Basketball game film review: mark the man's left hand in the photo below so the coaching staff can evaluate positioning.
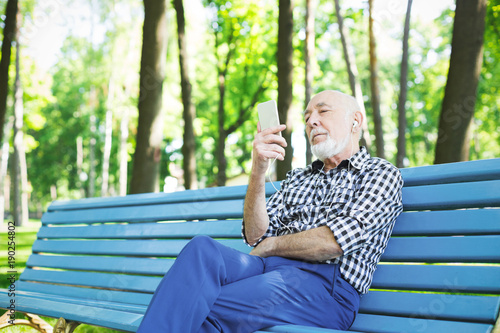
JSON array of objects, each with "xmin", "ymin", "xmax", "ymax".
[{"xmin": 249, "ymin": 237, "xmax": 276, "ymax": 257}]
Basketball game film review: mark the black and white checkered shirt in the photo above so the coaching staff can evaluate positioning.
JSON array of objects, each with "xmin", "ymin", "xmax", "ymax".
[{"xmin": 244, "ymin": 147, "xmax": 404, "ymax": 294}]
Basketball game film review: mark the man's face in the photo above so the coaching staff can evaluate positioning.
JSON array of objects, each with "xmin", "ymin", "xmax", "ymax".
[{"xmin": 304, "ymin": 91, "xmax": 351, "ymax": 149}]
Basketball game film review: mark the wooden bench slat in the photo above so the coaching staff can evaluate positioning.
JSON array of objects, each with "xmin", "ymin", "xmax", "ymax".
[
  {"xmin": 402, "ymin": 180, "xmax": 500, "ymax": 211},
  {"xmin": 32, "ymin": 239, "xmax": 250, "ymax": 256},
  {"xmin": 31, "ymin": 235, "xmax": 499, "ymax": 263},
  {"xmin": 17, "ymin": 281, "xmax": 153, "ymax": 306},
  {"xmin": 20, "ymin": 268, "xmax": 161, "ymax": 293},
  {"xmin": 372, "ymin": 264, "xmax": 500, "ymax": 294},
  {"xmin": 27, "ymin": 254, "xmax": 174, "ymax": 275},
  {"xmin": 42, "ymin": 199, "xmax": 246, "ymax": 224},
  {"xmin": 359, "ymin": 291, "xmax": 500, "ymax": 324},
  {"xmin": 11, "ymin": 290, "xmax": 147, "ymax": 313},
  {"xmin": 37, "ymin": 220, "xmax": 243, "ymax": 239},
  {"xmin": 350, "ymin": 313, "xmax": 493, "ymax": 333},
  {"xmin": 46, "ymin": 183, "xmax": 279, "ymax": 212},
  {"xmin": 47, "ymin": 184, "xmax": 247, "ymax": 211},
  {"xmin": 0, "ymin": 291, "xmax": 143, "ymax": 332},
  {"xmin": 400, "ymin": 158, "xmax": 500, "ymax": 186},
  {"xmin": 393, "ymin": 209, "xmax": 500, "ymax": 236},
  {"xmin": 382, "ymin": 235, "xmax": 500, "ymax": 263}
]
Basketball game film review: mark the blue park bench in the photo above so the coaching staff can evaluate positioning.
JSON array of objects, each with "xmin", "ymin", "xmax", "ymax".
[{"xmin": 1, "ymin": 158, "xmax": 499, "ymax": 333}]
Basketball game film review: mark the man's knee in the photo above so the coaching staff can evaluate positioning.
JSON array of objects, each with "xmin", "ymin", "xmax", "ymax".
[{"xmin": 181, "ymin": 235, "xmax": 219, "ymax": 258}]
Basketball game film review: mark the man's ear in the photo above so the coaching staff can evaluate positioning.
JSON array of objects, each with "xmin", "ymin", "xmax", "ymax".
[{"xmin": 352, "ymin": 111, "xmax": 363, "ymax": 132}]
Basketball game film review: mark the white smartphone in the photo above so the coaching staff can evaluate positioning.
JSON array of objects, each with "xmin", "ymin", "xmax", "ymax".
[{"xmin": 257, "ymin": 100, "xmax": 281, "ymax": 136}]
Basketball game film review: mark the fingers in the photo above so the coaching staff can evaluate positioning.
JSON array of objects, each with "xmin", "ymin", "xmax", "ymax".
[
  {"xmin": 252, "ymin": 124, "xmax": 288, "ymax": 172},
  {"xmin": 258, "ymin": 124, "xmax": 286, "ymax": 137}
]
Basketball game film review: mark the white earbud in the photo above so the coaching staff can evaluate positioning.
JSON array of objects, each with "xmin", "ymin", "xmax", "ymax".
[{"xmin": 353, "ymin": 120, "xmax": 359, "ymax": 128}]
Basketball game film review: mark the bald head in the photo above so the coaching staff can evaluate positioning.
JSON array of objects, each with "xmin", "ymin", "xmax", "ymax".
[{"xmin": 305, "ymin": 90, "xmax": 360, "ymax": 119}]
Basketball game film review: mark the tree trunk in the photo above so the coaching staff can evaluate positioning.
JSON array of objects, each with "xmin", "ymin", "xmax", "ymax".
[
  {"xmin": 277, "ymin": 0, "xmax": 294, "ymax": 181},
  {"xmin": 334, "ymin": 0, "xmax": 372, "ymax": 151},
  {"xmin": 119, "ymin": 107, "xmax": 130, "ymax": 196},
  {"xmin": 368, "ymin": 0, "xmax": 385, "ymax": 159},
  {"xmin": 12, "ymin": 34, "xmax": 28, "ymax": 227},
  {"xmin": 396, "ymin": 0, "xmax": 413, "ymax": 168},
  {"xmin": 304, "ymin": 0, "xmax": 315, "ymax": 165},
  {"xmin": 174, "ymin": 0, "xmax": 197, "ymax": 190},
  {"xmin": 0, "ymin": 0, "xmax": 18, "ymax": 144},
  {"xmin": 216, "ymin": 71, "xmax": 227, "ymax": 186},
  {"xmin": 88, "ymin": 113, "xmax": 96, "ymax": 198},
  {"xmin": 0, "ymin": 117, "xmax": 13, "ymax": 225},
  {"xmin": 130, "ymin": 0, "xmax": 167, "ymax": 194},
  {"xmin": 434, "ymin": 0, "xmax": 486, "ymax": 164},
  {"xmin": 101, "ymin": 109, "xmax": 113, "ymax": 196},
  {"xmin": 76, "ymin": 136, "xmax": 85, "ymax": 198}
]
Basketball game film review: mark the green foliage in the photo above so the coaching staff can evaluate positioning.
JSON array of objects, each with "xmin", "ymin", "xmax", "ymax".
[
  {"xmin": 2, "ymin": 0, "xmax": 499, "ymax": 208},
  {"xmin": 474, "ymin": 0, "xmax": 500, "ymax": 160},
  {"xmin": 193, "ymin": 0, "xmax": 278, "ymax": 185}
]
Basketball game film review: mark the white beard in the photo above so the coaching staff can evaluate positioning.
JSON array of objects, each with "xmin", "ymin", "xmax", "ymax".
[{"xmin": 310, "ymin": 129, "xmax": 350, "ymax": 161}]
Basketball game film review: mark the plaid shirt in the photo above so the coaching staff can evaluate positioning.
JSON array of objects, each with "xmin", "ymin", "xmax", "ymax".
[{"xmin": 243, "ymin": 147, "xmax": 404, "ymax": 294}]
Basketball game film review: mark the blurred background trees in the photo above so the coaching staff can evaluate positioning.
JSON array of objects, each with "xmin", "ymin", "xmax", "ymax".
[{"xmin": 0, "ymin": 0, "xmax": 498, "ymax": 222}]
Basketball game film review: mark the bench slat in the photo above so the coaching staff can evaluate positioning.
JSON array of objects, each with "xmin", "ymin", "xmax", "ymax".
[
  {"xmin": 400, "ymin": 158, "xmax": 500, "ymax": 186},
  {"xmin": 11, "ymin": 290, "xmax": 147, "ymax": 313},
  {"xmin": 350, "ymin": 313, "xmax": 493, "ymax": 333},
  {"xmin": 20, "ymin": 268, "xmax": 161, "ymax": 293},
  {"xmin": 402, "ymin": 180, "xmax": 500, "ymax": 211},
  {"xmin": 372, "ymin": 264, "xmax": 500, "ymax": 294},
  {"xmin": 393, "ymin": 209, "xmax": 500, "ymax": 236},
  {"xmin": 17, "ymin": 281, "xmax": 153, "ymax": 306},
  {"xmin": 0, "ymin": 291, "xmax": 143, "ymax": 332},
  {"xmin": 359, "ymin": 291, "xmax": 500, "ymax": 324},
  {"xmin": 42, "ymin": 199, "xmax": 246, "ymax": 225},
  {"xmin": 31, "ymin": 235, "xmax": 499, "ymax": 263},
  {"xmin": 32, "ymin": 239, "xmax": 250, "ymax": 256},
  {"xmin": 382, "ymin": 235, "xmax": 500, "ymax": 263},
  {"xmin": 46, "ymin": 183, "xmax": 280, "ymax": 212},
  {"xmin": 37, "ymin": 220, "xmax": 243, "ymax": 239},
  {"xmin": 27, "ymin": 254, "xmax": 174, "ymax": 275}
]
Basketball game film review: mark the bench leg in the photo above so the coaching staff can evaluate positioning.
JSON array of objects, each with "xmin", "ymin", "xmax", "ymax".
[
  {"xmin": 53, "ymin": 317, "xmax": 81, "ymax": 333},
  {"xmin": 0, "ymin": 311, "xmax": 54, "ymax": 333}
]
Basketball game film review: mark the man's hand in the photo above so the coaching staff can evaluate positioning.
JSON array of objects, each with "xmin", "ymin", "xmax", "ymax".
[
  {"xmin": 252, "ymin": 123, "xmax": 287, "ymax": 175},
  {"xmin": 249, "ymin": 237, "xmax": 276, "ymax": 257}
]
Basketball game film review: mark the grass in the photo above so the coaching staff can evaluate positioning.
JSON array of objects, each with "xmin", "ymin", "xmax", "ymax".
[{"xmin": 0, "ymin": 220, "xmax": 122, "ymax": 333}]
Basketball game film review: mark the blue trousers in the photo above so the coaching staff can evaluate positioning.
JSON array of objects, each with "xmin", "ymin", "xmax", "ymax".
[{"xmin": 137, "ymin": 236, "xmax": 359, "ymax": 332}]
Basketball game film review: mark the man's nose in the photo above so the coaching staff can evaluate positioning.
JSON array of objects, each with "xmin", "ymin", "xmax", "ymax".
[{"xmin": 307, "ymin": 112, "xmax": 320, "ymax": 128}]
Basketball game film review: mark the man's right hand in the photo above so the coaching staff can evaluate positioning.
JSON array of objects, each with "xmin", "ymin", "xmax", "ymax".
[{"xmin": 252, "ymin": 123, "xmax": 288, "ymax": 175}]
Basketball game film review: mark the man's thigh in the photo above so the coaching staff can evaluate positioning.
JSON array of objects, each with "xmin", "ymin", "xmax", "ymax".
[{"xmin": 203, "ymin": 258, "xmax": 355, "ymax": 332}]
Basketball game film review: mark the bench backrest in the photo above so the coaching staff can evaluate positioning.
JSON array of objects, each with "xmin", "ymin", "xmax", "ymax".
[{"xmin": 20, "ymin": 158, "xmax": 500, "ymax": 332}]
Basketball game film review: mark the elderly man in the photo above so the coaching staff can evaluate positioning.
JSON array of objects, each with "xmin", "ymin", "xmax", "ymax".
[{"xmin": 137, "ymin": 90, "xmax": 403, "ymax": 332}]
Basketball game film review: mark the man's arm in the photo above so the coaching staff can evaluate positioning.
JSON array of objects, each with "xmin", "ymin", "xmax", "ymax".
[
  {"xmin": 249, "ymin": 226, "xmax": 343, "ymax": 261},
  {"xmin": 243, "ymin": 124, "xmax": 287, "ymax": 246}
]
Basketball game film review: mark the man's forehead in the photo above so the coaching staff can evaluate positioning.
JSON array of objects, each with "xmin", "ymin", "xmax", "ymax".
[{"xmin": 304, "ymin": 100, "xmax": 334, "ymax": 115}]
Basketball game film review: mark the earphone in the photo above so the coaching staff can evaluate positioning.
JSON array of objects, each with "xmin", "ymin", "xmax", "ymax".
[{"xmin": 353, "ymin": 120, "xmax": 359, "ymax": 129}]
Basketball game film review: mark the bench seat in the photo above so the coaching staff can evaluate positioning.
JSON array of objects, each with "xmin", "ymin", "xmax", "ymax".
[{"xmin": 1, "ymin": 158, "xmax": 499, "ymax": 332}]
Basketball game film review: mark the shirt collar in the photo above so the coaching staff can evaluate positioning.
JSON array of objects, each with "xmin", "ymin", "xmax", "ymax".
[{"xmin": 311, "ymin": 146, "xmax": 370, "ymax": 172}]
